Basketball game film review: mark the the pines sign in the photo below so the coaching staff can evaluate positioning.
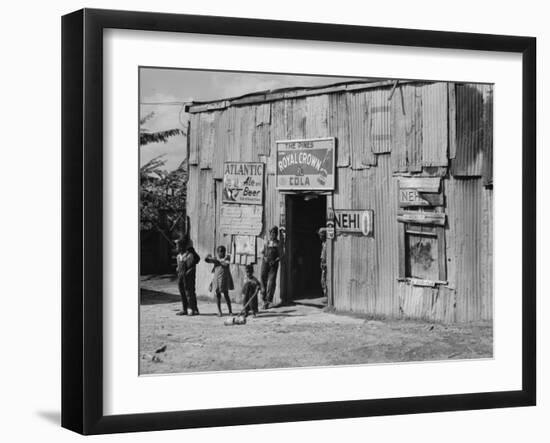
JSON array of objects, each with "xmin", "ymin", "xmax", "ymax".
[{"xmin": 276, "ymin": 138, "xmax": 335, "ymax": 191}]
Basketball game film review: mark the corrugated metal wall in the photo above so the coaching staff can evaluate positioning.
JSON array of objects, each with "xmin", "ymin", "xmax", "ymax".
[{"xmin": 186, "ymin": 81, "xmax": 493, "ymax": 322}]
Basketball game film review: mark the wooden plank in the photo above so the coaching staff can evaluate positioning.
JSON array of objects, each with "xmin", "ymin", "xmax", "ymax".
[
  {"xmin": 399, "ymin": 177, "xmax": 441, "ymax": 192},
  {"xmin": 188, "ymin": 100, "xmax": 230, "ymax": 113},
  {"xmin": 231, "ymin": 94, "xmax": 268, "ymax": 106},
  {"xmin": 399, "ymin": 189, "xmax": 444, "ymax": 207},
  {"xmin": 397, "ymin": 211, "xmax": 446, "ymax": 226}
]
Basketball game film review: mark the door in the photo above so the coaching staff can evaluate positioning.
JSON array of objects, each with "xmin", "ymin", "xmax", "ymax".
[{"xmin": 285, "ymin": 194, "xmax": 327, "ymax": 302}]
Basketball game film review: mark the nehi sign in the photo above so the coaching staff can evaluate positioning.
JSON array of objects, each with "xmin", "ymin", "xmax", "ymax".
[
  {"xmin": 330, "ymin": 209, "xmax": 374, "ymax": 236},
  {"xmin": 276, "ymin": 137, "xmax": 335, "ymax": 191},
  {"xmin": 222, "ymin": 162, "xmax": 264, "ymax": 205}
]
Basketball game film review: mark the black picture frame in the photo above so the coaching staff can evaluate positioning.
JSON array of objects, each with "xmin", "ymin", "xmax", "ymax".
[{"xmin": 61, "ymin": 8, "xmax": 536, "ymax": 435}]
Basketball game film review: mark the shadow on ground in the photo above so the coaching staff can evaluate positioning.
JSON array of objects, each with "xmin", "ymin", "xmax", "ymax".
[
  {"xmin": 140, "ymin": 289, "xmax": 181, "ymax": 305},
  {"xmin": 36, "ymin": 410, "xmax": 60, "ymax": 426}
]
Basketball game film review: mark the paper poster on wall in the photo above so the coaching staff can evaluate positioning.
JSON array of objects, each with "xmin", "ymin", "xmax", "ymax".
[
  {"xmin": 222, "ymin": 162, "xmax": 264, "ymax": 205},
  {"xmin": 276, "ymin": 137, "xmax": 335, "ymax": 191},
  {"xmin": 232, "ymin": 235, "xmax": 257, "ymax": 265},
  {"xmin": 220, "ymin": 204, "xmax": 263, "ymax": 236}
]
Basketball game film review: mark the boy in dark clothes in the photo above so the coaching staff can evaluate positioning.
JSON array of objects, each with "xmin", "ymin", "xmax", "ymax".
[
  {"xmin": 242, "ymin": 264, "xmax": 262, "ymax": 317},
  {"xmin": 260, "ymin": 226, "xmax": 280, "ymax": 309},
  {"xmin": 176, "ymin": 238, "xmax": 201, "ymax": 316}
]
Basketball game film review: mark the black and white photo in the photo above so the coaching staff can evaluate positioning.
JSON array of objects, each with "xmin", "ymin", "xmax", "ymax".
[{"xmin": 139, "ymin": 68, "xmax": 494, "ymax": 375}]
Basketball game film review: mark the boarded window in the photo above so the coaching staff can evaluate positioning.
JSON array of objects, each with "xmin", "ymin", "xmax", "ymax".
[
  {"xmin": 398, "ymin": 220, "xmax": 446, "ymax": 283},
  {"xmin": 406, "ymin": 231, "xmax": 439, "ymax": 281}
]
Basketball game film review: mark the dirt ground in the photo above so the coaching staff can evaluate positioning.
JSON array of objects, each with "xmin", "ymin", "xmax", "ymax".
[{"xmin": 139, "ymin": 277, "xmax": 493, "ymax": 375}]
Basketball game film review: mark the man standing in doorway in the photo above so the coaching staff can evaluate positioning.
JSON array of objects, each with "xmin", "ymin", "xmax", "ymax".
[
  {"xmin": 318, "ymin": 228, "xmax": 327, "ymax": 299},
  {"xmin": 261, "ymin": 226, "xmax": 280, "ymax": 309}
]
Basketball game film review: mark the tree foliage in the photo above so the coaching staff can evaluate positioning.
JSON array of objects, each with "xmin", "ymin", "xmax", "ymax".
[
  {"xmin": 140, "ymin": 128, "xmax": 183, "ymax": 146},
  {"xmin": 139, "ymin": 110, "xmax": 187, "ymax": 235}
]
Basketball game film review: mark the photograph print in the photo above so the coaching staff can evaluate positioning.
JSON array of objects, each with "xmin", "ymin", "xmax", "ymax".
[{"xmin": 139, "ymin": 67, "xmax": 493, "ymax": 375}]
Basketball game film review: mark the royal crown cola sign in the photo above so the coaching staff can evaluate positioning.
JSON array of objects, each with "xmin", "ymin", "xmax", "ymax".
[{"xmin": 276, "ymin": 137, "xmax": 335, "ymax": 191}]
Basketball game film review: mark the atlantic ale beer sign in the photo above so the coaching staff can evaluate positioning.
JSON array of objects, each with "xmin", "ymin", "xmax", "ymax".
[
  {"xmin": 222, "ymin": 162, "xmax": 264, "ymax": 205},
  {"xmin": 276, "ymin": 137, "xmax": 335, "ymax": 191}
]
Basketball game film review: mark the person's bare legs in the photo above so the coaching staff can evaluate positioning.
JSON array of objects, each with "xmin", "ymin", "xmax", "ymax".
[{"xmin": 223, "ymin": 290, "xmax": 232, "ymax": 315}]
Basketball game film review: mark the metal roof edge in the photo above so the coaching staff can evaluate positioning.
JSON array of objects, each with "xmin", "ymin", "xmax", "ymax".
[{"xmin": 187, "ymin": 79, "xmax": 427, "ymax": 114}]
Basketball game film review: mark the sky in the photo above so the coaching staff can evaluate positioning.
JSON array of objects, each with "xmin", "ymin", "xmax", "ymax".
[{"xmin": 139, "ymin": 68, "xmax": 366, "ymax": 171}]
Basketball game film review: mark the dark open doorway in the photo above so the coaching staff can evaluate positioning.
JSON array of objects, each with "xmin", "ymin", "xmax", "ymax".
[{"xmin": 285, "ymin": 194, "xmax": 327, "ymax": 302}]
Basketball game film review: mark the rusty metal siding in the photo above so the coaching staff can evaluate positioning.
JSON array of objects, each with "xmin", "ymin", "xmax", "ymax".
[
  {"xmin": 332, "ymin": 155, "xmax": 400, "ymax": 316},
  {"xmin": 332, "ymin": 167, "xmax": 353, "ymax": 311},
  {"xmin": 186, "ymin": 165, "xmax": 199, "ymax": 244},
  {"xmin": 329, "ymin": 93, "xmax": 351, "ymax": 168},
  {"xmin": 212, "ymin": 110, "xmax": 229, "ymax": 179},
  {"xmin": 225, "ymin": 107, "xmax": 239, "ymax": 163},
  {"xmin": 421, "ymin": 83, "xmax": 448, "ymax": 167},
  {"xmin": 480, "ymin": 185, "xmax": 493, "ymax": 320},
  {"xmin": 186, "ymin": 80, "xmax": 492, "ymax": 322},
  {"xmin": 391, "ymin": 84, "xmax": 422, "ymax": 172},
  {"xmin": 451, "ymin": 84, "xmax": 487, "ymax": 177},
  {"xmin": 348, "ymin": 91, "xmax": 375, "ymax": 169},
  {"xmin": 482, "ymin": 85, "xmax": 494, "ymax": 186},
  {"xmin": 289, "ymin": 98, "xmax": 307, "ymax": 139},
  {"xmin": 191, "ymin": 169, "xmax": 216, "ymax": 296},
  {"xmin": 188, "ymin": 113, "xmax": 200, "ymax": 166},
  {"xmin": 268, "ymin": 100, "xmax": 285, "ymax": 175},
  {"xmin": 198, "ymin": 111, "xmax": 215, "ymax": 170},
  {"xmin": 254, "ymin": 103, "xmax": 271, "ymax": 158},
  {"xmin": 368, "ymin": 88, "xmax": 392, "ymax": 154},
  {"xmin": 398, "ymin": 285, "xmax": 456, "ymax": 323},
  {"xmin": 305, "ymin": 94, "xmax": 330, "ymax": 138},
  {"xmin": 445, "ymin": 176, "xmax": 492, "ymax": 321}
]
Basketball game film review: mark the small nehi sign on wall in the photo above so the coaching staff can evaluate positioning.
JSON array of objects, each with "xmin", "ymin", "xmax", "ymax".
[{"xmin": 329, "ymin": 209, "xmax": 374, "ymax": 237}]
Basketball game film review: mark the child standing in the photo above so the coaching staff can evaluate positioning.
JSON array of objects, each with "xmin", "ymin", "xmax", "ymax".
[
  {"xmin": 241, "ymin": 264, "xmax": 262, "ymax": 317},
  {"xmin": 260, "ymin": 226, "xmax": 281, "ymax": 309},
  {"xmin": 175, "ymin": 238, "xmax": 201, "ymax": 316},
  {"xmin": 205, "ymin": 246, "xmax": 234, "ymax": 317}
]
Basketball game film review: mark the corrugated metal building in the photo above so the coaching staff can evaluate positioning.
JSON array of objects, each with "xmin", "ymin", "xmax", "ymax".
[{"xmin": 185, "ymin": 80, "xmax": 493, "ymax": 323}]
